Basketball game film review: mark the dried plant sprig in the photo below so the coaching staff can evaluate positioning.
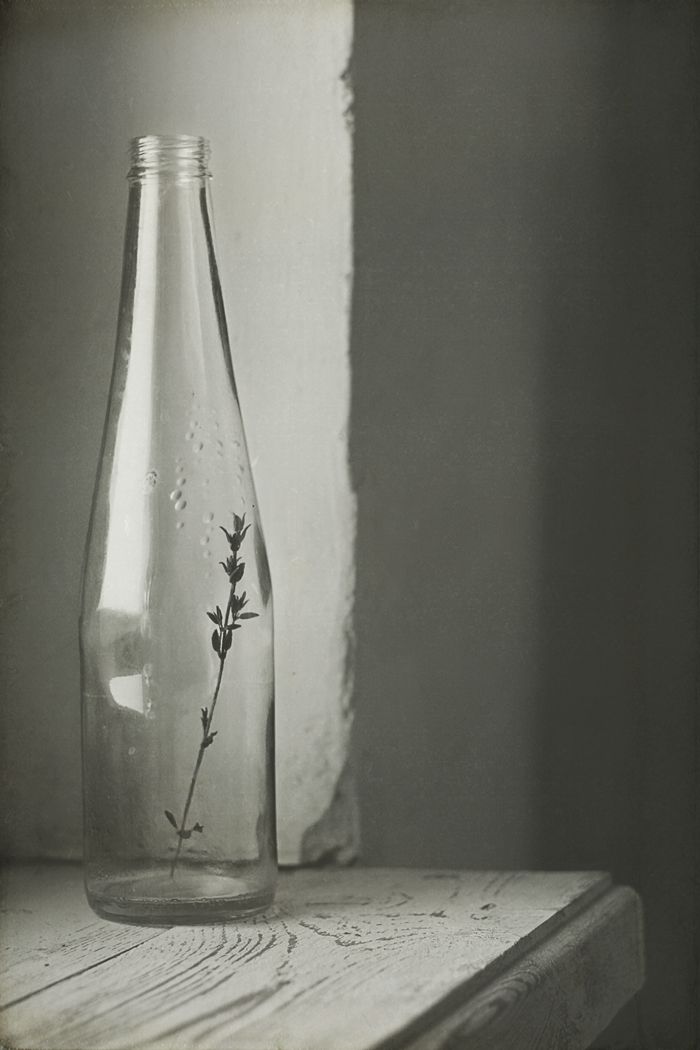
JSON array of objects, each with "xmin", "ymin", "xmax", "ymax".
[{"xmin": 167, "ymin": 512, "xmax": 258, "ymax": 877}]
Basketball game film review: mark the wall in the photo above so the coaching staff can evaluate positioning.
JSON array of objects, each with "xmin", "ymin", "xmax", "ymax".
[
  {"xmin": 0, "ymin": 0, "xmax": 356, "ymax": 866},
  {"xmin": 350, "ymin": 2, "xmax": 697, "ymax": 1048}
]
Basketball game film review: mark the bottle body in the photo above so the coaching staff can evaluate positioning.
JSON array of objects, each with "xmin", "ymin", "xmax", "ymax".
[{"xmin": 80, "ymin": 136, "xmax": 276, "ymax": 924}]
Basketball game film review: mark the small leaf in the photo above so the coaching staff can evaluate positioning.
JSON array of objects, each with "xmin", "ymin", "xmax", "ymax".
[
  {"xmin": 164, "ymin": 810, "xmax": 178, "ymax": 829},
  {"xmin": 200, "ymin": 707, "xmax": 208, "ymax": 729},
  {"xmin": 240, "ymin": 523, "xmax": 251, "ymax": 542},
  {"xmin": 232, "ymin": 564, "xmax": 244, "ymax": 583},
  {"xmin": 239, "ymin": 612, "xmax": 258, "ymax": 620},
  {"xmin": 203, "ymin": 731, "xmax": 218, "ymax": 748},
  {"xmin": 233, "ymin": 513, "xmax": 243, "ymax": 532},
  {"xmin": 222, "ymin": 632, "xmax": 232, "ymax": 653},
  {"xmin": 219, "ymin": 526, "xmax": 234, "ymax": 546},
  {"xmin": 193, "ymin": 822, "xmax": 204, "ymax": 833},
  {"xmin": 216, "ymin": 605, "xmax": 223, "ymax": 624},
  {"xmin": 206, "ymin": 611, "xmax": 218, "ymax": 625},
  {"xmin": 211, "ymin": 629, "xmax": 220, "ymax": 653}
]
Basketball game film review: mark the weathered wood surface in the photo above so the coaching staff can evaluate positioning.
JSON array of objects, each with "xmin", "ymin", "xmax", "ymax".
[{"xmin": 0, "ymin": 864, "xmax": 643, "ymax": 1050}]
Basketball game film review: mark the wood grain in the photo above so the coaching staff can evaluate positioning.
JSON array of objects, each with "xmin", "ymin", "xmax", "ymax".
[
  {"xmin": 403, "ymin": 886, "xmax": 643, "ymax": 1050},
  {"xmin": 0, "ymin": 864, "xmax": 643, "ymax": 1050}
]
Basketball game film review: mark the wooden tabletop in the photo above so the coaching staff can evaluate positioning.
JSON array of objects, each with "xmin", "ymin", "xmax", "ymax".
[{"xmin": 0, "ymin": 864, "xmax": 643, "ymax": 1050}]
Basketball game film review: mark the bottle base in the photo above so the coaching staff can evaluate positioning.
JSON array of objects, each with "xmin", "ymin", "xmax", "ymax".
[{"xmin": 85, "ymin": 861, "xmax": 276, "ymax": 925}]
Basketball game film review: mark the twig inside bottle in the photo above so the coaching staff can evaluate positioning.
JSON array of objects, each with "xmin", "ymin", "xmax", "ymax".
[{"xmin": 167, "ymin": 513, "xmax": 258, "ymax": 877}]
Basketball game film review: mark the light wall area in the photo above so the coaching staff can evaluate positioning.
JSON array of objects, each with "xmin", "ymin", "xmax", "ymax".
[{"xmin": 0, "ymin": 0, "xmax": 356, "ymax": 866}]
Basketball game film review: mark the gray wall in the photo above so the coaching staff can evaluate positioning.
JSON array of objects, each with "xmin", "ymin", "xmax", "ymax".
[
  {"xmin": 350, "ymin": 2, "xmax": 697, "ymax": 1048},
  {"xmin": 0, "ymin": 0, "xmax": 355, "ymax": 867}
]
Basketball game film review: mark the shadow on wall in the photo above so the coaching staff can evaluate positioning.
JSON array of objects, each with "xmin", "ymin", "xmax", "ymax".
[
  {"xmin": 349, "ymin": 2, "xmax": 697, "ymax": 1049},
  {"xmin": 535, "ymin": 5, "xmax": 697, "ymax": 1047}
]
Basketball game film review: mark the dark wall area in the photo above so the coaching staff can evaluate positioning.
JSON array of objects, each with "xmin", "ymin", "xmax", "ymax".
[{"xmin": 350, "ymin": 2, "xmax": 697, "ymax": 1047}]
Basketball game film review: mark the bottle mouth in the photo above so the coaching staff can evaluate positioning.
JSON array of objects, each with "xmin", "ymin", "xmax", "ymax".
[{"xmin": 128, "ymin": 134, "xmax": 211, "ymax": 181}]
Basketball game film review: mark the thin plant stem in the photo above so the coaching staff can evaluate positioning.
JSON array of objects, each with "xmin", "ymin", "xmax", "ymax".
[
  {"xmin": 169, "ymin": 593, "xmax": 233, "ymax": 878},
  {"xmin": 166, "ymin": 514, "xmax": 257, "ymax": 879}
]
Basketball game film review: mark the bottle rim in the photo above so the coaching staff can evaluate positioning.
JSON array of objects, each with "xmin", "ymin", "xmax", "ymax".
[{"xmin": 128, "ymin": 134, "xmax": 211, "ymax": 181}]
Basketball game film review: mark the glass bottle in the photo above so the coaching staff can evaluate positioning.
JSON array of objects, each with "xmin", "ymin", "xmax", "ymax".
[{"xmin": 80, "ymin": 135, "xmax": 276, "ymax": 924}]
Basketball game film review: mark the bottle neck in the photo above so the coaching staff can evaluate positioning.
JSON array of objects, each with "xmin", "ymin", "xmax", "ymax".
[
  {"xmin": 117, "ymin": 132, "xmax": 230, "ymax": 373},
  {"xmin": 128, "ymin": 134, "xmax": 211, "ymax": 184}
]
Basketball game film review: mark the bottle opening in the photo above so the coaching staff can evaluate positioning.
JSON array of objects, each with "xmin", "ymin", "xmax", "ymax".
[{"xmin": 128, "ymin": 134, "xmax": 211, "ymax": 181}]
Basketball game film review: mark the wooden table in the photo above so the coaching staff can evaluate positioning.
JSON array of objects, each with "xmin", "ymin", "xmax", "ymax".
[{"xmin": 0, "ymin": 864, "xmax": 643, "ymax": 1050}]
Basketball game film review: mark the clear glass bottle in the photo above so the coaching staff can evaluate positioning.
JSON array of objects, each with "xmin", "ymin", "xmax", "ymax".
[{"xmin": 80, "ymin": 135, "xmax": 276, "ymax": 924}]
